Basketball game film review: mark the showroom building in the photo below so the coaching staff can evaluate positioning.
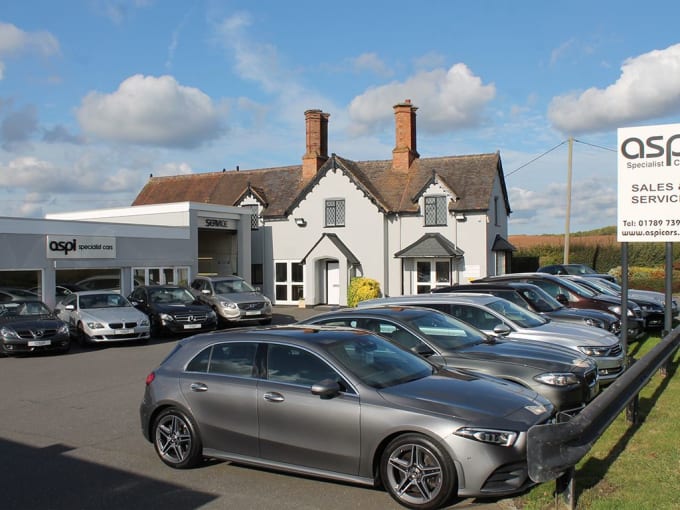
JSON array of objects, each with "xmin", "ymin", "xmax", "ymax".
[{"xmin": 1, "ymin": 202, "xmax": 252, "ymax": 307}]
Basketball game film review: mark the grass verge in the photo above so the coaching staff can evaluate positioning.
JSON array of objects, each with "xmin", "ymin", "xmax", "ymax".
[{"xmin": 515, "ymin": 330, "xmax": 680, "ymax": 510}]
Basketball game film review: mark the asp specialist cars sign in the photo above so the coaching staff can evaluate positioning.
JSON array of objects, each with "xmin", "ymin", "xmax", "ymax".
[
  {"xmin": 617, "ymin": 123, "xmax": 680, "ymax": 242},
  {"xmin": 46, "ymin": 235, "xmax": 116, "ymax": 259}
]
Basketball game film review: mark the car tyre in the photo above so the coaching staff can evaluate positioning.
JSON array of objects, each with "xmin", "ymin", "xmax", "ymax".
[
  {"xmin": 380, "ymin": 433, "xmax": 457, "ymax": 510},
  {"xmin": 153, "ymin": 407, "xmax": 203, "ymax": 469},
  {"xmin": 77, "ymin": 322, "xmax": 91, "ymax": 346}
]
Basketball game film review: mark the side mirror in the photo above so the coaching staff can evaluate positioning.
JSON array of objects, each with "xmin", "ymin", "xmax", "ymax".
[
  {"xmin": 493, "ymin": 323, "xmax": 512, "ymax": 336},
  {"xmin": 201, "ymin": 289, "xmax": 212, "ymax": 296},
  {"xmin": 311, "ymin": 379, "xmax": 342, "ymax": 398},
  {"xmin": 555, "ymin": 293, "xmax": 569, "ymax": 305},
  {"xmin": 65, "ymin": 304, "xmax": 75, "ymax": 311}
]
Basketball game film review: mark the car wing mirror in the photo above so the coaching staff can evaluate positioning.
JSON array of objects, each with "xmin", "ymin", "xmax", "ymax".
[
  {"xmin": 65, "ymin": 304, "xmax": 75, "ymax": 311},
  {"xmin": 412, "ymin": 344, "xmax": 436, "ymax": 357},
  {"xmin": 311, "ymin": 379, "xmax": 342, "ymax": 398},
  {"xmin": 492, "ymin": 323, "xmax": 511, "ymax": 336},
  {"xmin": 201, "ymin": 289, "xmax": 212, "ymax": 296},
  {"xmin": 555, "ymin": 293, "xmax": 569, "ymax": 305}
]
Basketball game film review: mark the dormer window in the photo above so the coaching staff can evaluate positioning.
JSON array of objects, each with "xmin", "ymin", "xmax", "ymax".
[
  {"xmin": 424, "ymin": 196, "xmax": 447, "ymax": 226},
  {"xmin": 325, "ymin": 199, "xmax": 345, "ymax": 227},
  {"xmin": 249, "ymin": 204, "xmax": 260, "ymax": 230}
]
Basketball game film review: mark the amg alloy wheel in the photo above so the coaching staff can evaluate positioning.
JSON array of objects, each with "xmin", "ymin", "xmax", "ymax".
[
  {"xmin": 153, "ymin": 408, "xmax": 203, "ymax": 469},
  {"xmin": 380, "ymin": 434, "xmax": 456, "ymax": 510}
]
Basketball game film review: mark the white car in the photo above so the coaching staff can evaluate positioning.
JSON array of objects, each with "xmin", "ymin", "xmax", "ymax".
[{"xmin": 54, "ymin": 291, "xmax": 150, "ymax": 345}]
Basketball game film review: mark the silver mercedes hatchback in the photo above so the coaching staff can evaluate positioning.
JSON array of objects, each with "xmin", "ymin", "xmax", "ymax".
[{"xmin": 140, "ymin": 325, "xmax": 553, "ymax": 509}]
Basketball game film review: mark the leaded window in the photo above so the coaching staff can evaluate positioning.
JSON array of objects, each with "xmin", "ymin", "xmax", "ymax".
[
  {"xmin": 325, "ymin": 199, "xmax": 345, "ymax": 227},
  {"xmin": 424, "ymin": 196, "xmax": 447, "ymax": 226}
]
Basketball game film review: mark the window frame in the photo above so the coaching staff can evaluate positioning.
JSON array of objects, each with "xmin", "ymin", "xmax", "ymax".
[
  {"xmin": 324, "ymin": 198, "xmax": 346, "ymax": 227},
  {"xmin": 423, "ymin": 195, "xmax": 448, "ymax": 226}
]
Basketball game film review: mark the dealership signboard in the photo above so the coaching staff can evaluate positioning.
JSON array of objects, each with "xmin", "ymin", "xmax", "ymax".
[
  {"xmin": 618, "ymin": 123, "xmax": 680, "ymax": 242},
  {"xmin": 46, "ymin": 235, "xmax": 116, "ymax": 259}
]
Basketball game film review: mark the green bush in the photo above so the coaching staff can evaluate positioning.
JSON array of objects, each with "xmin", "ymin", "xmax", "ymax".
[{"xmin": 347, "ymin": 277, "xmax": 381, "ymax": 307}]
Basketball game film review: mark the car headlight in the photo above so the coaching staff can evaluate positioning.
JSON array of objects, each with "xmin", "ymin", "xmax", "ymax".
[
  {"xmin": 578, "ymin": 346, "xmax": 610, "ymax": 357},
  {"xmin": 140, "ymin": 318, "xmax": 150, "ymax": 326},
  {"xmin": 86, "ymin": 321, "xmax": 106, "ymax": 330},
  {"xmin": 583, "ymin": 317, "xmax": 604, "ymax": 329},
  {"xmin": 219, "ymin": 301, "xmax": 238, "ymax": 310},
  {"xmin": 208, "ymin": 310, "xmax": 217, "ymax": 319},
  {"xmin": 534, "ymin": 372, "xmax": 580, "ymax": 386},
  {"xmin": 159, "ymin": 313, "xmax": 173, "ymax": 321},
  {"xmin": 0, "ymin": 326, "xmax": 20, "ymax": 339},
  {"xmin": 454, "ymin": 427, "xmax": 518, "ymax": 447},
  {"xmin": 607, "ymin": 305, "xmax": 635, "ymax": 318},
  {"xmin": 57, "ymin": 323, "xmax": 69, "ymax": 335}
]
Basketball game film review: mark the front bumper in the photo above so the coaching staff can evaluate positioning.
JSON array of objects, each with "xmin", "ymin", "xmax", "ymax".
[{"xmin": 1, "ymin": 335, "xmax": 70, "ymax": 355}]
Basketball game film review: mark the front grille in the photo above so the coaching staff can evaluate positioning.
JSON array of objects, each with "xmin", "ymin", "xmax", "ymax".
[
  {"xmin": 238, "ymin": 302, "xmax": 265, "ymax": 311},
  {"xmin": 16, "ymin": 328, "xmax": 59, "ymax": 339},
  {"xmin": 608, "ymin": 343, "xmax": 623, "ymax": 357},
  {"xmin": 108, "ymin": 322, "xmax": 138, "ymax": 329},
  {"xmin": 173, "ymin": 312, "xmax": 209, "ymax": 323}
]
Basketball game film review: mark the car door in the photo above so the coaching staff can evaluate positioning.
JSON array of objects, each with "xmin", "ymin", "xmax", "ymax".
[
  {"xmin": 179, "ymin": 341, "xmax": 260, "ymax": 457},
  {"xmin": 258, "ymin": 343, "xmax": 361, "ymax": 475}
]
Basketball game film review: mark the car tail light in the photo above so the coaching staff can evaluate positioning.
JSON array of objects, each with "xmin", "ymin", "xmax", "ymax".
[{"xmin": 145, "ymin": 372, "xmax": 155, "ymax": 386}]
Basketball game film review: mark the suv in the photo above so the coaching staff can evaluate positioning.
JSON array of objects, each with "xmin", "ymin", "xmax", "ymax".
[
  {"xmin": 433, "ymin": 283, "xmax": 621, "ymax": 334},
  {"xmin": 358, "ymin": 293, "xmax": 626, "ymax": 385},
  {"xmin": 189, "ymin": 276, "xmax": 272, "ymax": 326},
  {"xmin": 475, "ymin": 273, "xmax": 644, "ymax": 339}
]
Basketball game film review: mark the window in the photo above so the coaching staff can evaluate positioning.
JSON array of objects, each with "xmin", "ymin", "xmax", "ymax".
[
  {"xmin": 325, "ymin": 199, "xmax": 345, "ymax": 227},
  {"xmin": 249, "ymin": 204, "xmax": 259, "ymax": 230},
  {"xmin": 424, "ymin": 196, "xmax": 447, "ymax": 226},
  {"xmin": 274, "ymin": 261, "xmax": 304, "ymax": 303},
  {"xmin": 415, "ymin": 260, "xmax": 450, "ymax": 293},
  {"xmin": 267, "ymin": 344, "xmax": 338, "ymax": 386},
  {"xmin": 494, "ymin": 196, "xmax": 500, "ymax": 226},
  {"xmin": 186, "ymin": 343, "xmax": 257, "ymax": 377}
]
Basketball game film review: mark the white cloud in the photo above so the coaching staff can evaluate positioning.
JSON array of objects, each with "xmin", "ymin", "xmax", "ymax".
[
  {"xmin": 76, "ymin": 74, "xmax": 224, "ymax": 148},
  {"xmin": 350, "ymin": 53, "xmax": 392, "ymax": 78},
  {"xmin": 0, "ymin": 22, "xmax": 59, "ymax": 56},
  {"xmin": 548, "ymin": 43, "xmax": 680, "ymax": 134},
  {"xmin": 348, "ymin": 63, "xmax": 496, "ymax": 136}
]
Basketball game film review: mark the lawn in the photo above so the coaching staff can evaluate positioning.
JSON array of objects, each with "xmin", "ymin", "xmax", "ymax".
[{"xmin": 515, "ymin": 329, "xmax": 680, "ymax": 510}]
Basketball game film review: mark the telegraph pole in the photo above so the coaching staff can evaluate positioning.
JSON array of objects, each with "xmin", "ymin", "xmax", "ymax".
[{"xmin": 564, "ymin": 136, "xmax": 573, "ymax": 263}]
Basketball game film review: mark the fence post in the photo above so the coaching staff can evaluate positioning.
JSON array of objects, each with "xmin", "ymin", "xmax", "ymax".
[{"xmin": 555, "ymin": 466, "xmax": 576, "ymax": 509}]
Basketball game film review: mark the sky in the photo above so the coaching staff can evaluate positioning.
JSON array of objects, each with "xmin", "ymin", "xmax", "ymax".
[{"xmin": 3, "ymin": 1, "xmax": 680, "ymax": 235}]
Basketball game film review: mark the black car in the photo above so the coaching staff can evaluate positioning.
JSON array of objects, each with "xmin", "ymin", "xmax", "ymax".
[
  {"xmin": 433, "ymin": 282, "xmax": 622, "ymax": 334},
  {"xmin": 0, "ymin": 300, "xmax": 71, "ymax": 356},
  {"xmin": 537, "ymin": 264, "xmax": 616, "ymax": 283},
  {"xmin": 299, "ymin": 305, "xmax": 600, "ymax": 412},
  {"xmin": 128, "ymin": 285, "xmax": 217, "ymax": 336},
  {"xmin": 475, "ymin": 273, "xmax": 645, "ymax": 339}
]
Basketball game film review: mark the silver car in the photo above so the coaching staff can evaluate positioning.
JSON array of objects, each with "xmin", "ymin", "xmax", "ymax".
[
  {"xmin": 189, "ymin": 276, "xmax": 272, "ymax": 326},
  {"xmin": 139, "ymin": 326, "xmax": 554, "ymax": 509},
  {"xmin": 359, "ymin": 293, "xmax": 626, "ymax": 384},
  {"xmin": 54, "ymin": 291, "xmax": 150, "ymax": 345}
]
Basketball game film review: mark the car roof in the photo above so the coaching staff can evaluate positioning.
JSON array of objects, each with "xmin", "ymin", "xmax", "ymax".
[
  {"xmin": 71, "ymin": 290, "xmax": 124, "ymax": 296},
  {"xmin": 194, "ymin": 275, "xmax": 244, "ymax": 281},
  {"xmin": 363, "ymin": 294, "xmax": 501, "ymax": 306}
]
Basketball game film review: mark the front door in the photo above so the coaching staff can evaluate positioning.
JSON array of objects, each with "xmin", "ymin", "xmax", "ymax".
[{"xmin": 326, "ymin": 261, "xmax": 340, "ymax": 305}]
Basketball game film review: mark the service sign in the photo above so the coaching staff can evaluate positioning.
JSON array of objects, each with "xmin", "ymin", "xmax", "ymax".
[
  {"xmin": 617, "ymin": 123, "xmax": 680, "ymax": 242},
  {"xmin": 46, "ymin": 235, "xmax": 116, "ymax": 259},
  {"xmin": 201, "ymin": 217, "xmax": 236, "ymax": 229}
]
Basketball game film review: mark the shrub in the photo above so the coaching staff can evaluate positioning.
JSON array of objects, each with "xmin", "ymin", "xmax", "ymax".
[{"xmin": 347, "ymin": 277, "xmax": 381, "ymax": 307}]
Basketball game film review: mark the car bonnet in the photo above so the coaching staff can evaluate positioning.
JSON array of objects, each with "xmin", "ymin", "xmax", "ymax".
[{"xmin": 378, "ymin": 370, "xmax": 552, "ymax": 424}]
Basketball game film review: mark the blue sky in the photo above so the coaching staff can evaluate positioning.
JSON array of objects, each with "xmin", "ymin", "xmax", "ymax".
[{"xmin": 2, "ymin": 0, "xmax": 680, "ymax": 235}]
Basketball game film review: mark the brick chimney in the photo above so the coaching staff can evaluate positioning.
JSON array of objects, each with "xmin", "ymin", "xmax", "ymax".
[
  {"xmin": 392, "ymin": 99, "xmax": 419, "ymax": 172},
  {"xmin": 302, "ymin": 109, "xmax": 330, "ymax": 180}
]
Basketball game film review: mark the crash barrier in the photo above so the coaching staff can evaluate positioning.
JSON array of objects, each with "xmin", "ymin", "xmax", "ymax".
[{"xmin": 526, "ymin": 326, "xmax": 680, "ymax": 509}]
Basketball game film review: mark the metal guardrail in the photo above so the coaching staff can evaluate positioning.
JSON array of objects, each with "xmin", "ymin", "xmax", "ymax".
[{"xmin": 526, "ymin": 325, "xmax": 680, "ymax": 495}]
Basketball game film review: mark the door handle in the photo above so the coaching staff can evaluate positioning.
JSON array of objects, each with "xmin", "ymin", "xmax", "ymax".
[
  {"xmin": 263, "ymin": 392, "xmax": 285, "ymax": 402},
  {"xmin": 190, "ymin": 382, "xmax": 208, "ymax": 392}
]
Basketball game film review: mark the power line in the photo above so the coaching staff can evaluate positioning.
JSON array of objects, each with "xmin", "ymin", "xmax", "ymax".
[
  {"xmin": 506, "ymin": 138, "xmax": 617, "ymax": 178},
  {"xmin": 505, "ymin": 141, "xmax": 566, "ymax": 177}
]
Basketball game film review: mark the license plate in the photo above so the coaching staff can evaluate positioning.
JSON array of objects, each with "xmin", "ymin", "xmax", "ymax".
[
  {"xmin": 245, "ymin": 311, "xmax": 261, "ymax": 316},
  {"xmin": 28, "ymin": 340, "xmax": 51, "ymax": 347},
  {"xmin": 114, "ymin": 328, "xmax": 134, "ymax": 334},
  {"xmin": 184, "ymin": 324, "xmax": 202, "ymax": 329}
]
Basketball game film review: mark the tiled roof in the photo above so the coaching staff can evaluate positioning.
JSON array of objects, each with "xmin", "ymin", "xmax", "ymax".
[{"xmin": 132, "ymin": 152, "xmax": 509, "ymax": 219}]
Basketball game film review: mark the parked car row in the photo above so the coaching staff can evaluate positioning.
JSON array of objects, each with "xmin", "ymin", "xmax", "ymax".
[{"xmin": 138, "ymin": 282, "xmax": 660, "ymax": 509}]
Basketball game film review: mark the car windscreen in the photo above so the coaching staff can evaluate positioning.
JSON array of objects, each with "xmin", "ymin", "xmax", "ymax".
[
  {"xmin": 324, "ymin": 334, "xmax": 433, "ymax": 389},
  {"xmin": 485, "ymin": 298, "xmax": 548, "ymax": 328},
  {"xmin": 215, "ymin": 280, "xmax": 256, "ymax": 294},
  {"xmin": 0, "ymin": 301, "xmax": 52, "ymax": 318},
  {"xmin": 400, "ymin": 310, "xmax": 488, "ymax": 350},
  {"xmin": 516, "ymin": 287, "xmax": 561, "ymax": 312},
  {"xmin": 556, "ymin": 277, "xmax": 598, "ymax": 297},
  {"xmin": 80, "ymin": 293, "xmax": 130, "ymax": 308},
  {"xmin": 150, "ymin": 287, "xmax": 196, "ymax": 304}
]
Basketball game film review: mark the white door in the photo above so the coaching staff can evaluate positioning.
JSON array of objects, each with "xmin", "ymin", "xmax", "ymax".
[{"xmin": 326, "ymin": 262, "xmax": 340, "ymax": 305}]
